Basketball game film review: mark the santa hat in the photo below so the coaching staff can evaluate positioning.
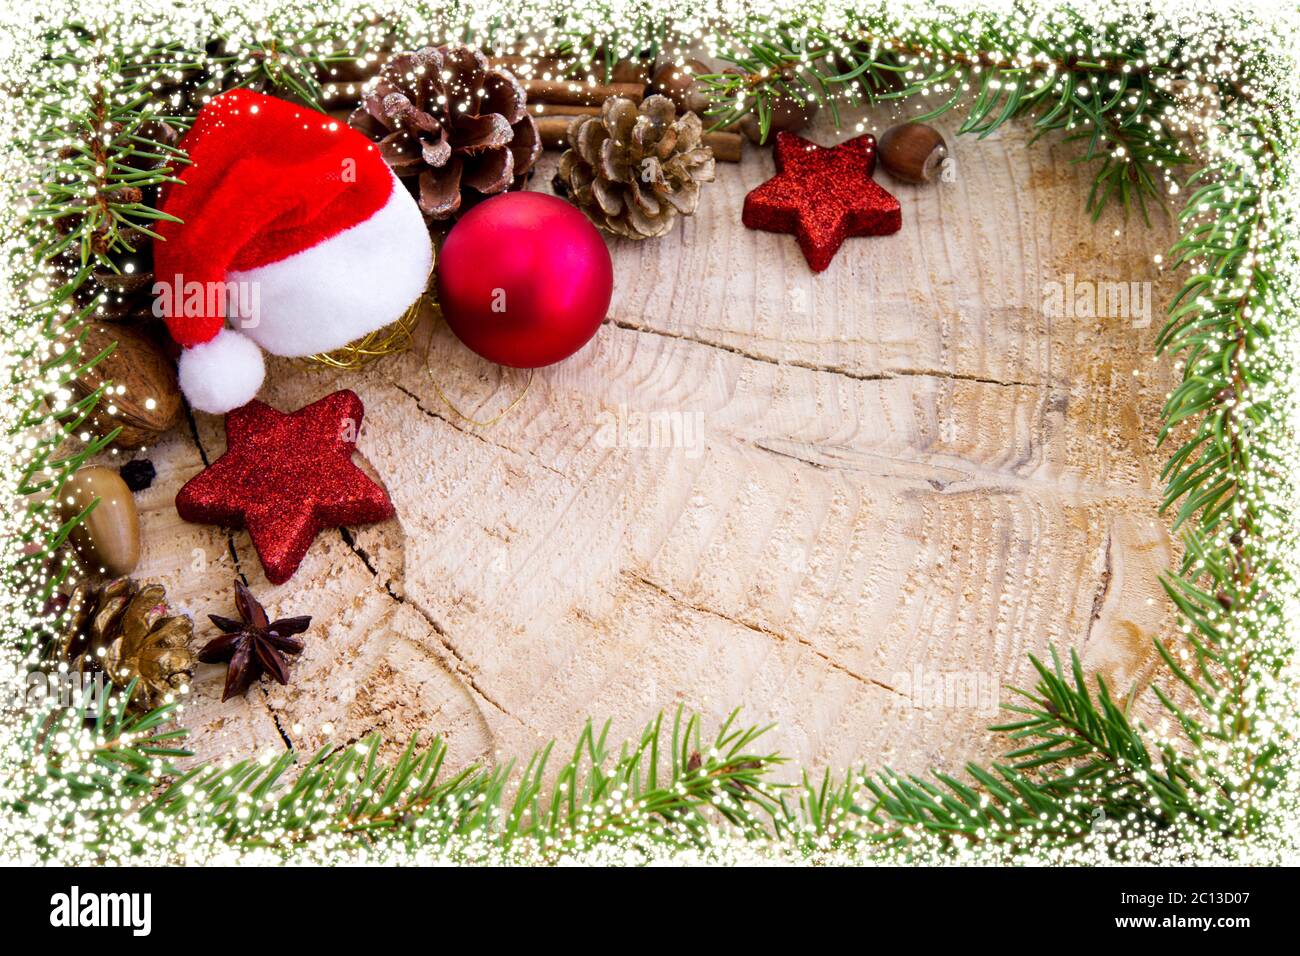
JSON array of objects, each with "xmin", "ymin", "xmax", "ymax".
[{"xmin": 154, "ymin": 90, "xmax": 432, "ymax": 413}]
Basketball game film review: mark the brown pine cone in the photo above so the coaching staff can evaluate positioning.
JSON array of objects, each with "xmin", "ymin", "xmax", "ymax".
[
  {"xmin": 553, "ymin": 95, "xmax": 715, "ymax": 240},
  {"xmin": 348, "ymin": 46, "xmax": 541, "ymax": 221},
  {"xmin": 54, "ymin": 118, "xmax": 181, "ymax": 324},
  {"xmin": 51, "ymin": 232, "xmax": 158, "ymax": 326},
  {"xmin": 55, "ymin": 578, "xmax": 194, "ymax": 712},
  {"xmin": 86, "ymin": 227, "xmax": 161, "ymax": 324}
]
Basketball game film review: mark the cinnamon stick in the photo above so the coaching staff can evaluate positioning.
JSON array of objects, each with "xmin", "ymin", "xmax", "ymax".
[
  {"xmin": 703, "ymin": 130, "xmax": 743, "ymax": 163},
  {"xmin": 523, "ymin": 79, "xmax": 645, "ymax": 107},
  {"xmin": 534, "ymin": 115, "xmax": 743, "ymax": 162},
  {"xmin": 535, "ymin": 115, "xmax": 577, "ymax": 149},
  {"xmin": 609, "ymin": 59, "xmax": 652, "ymax": 86},
  {"xmin": 491, "ymin": 56, "xmax": 650, "ymax": 85},
  {"xmin": 528, "ymin": 104, "xmax": 602, "ymax": 117}
]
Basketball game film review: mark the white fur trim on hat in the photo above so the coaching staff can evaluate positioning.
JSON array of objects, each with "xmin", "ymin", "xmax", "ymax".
[
  {"xmin": 178, "ymin": 327, "xmax": 266, "ymax": 414},
  {"xmin": 229, "ymin": 175, "xmax": 432, "ymax": 357}
]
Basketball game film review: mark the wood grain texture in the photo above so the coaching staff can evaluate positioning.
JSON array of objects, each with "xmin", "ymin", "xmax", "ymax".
[{"xmin": 125, "ymin": 107, "xmax": 1180, "ymax": 780}]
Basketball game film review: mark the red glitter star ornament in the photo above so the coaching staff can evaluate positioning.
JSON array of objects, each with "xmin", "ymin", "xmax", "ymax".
[
  {"xmin": 742, "ymin": 131, "xmax": 902, "ymax": 272},
  {"xmin": 175, "ymin": 390, "xmax": 393, "ymax": 584}
]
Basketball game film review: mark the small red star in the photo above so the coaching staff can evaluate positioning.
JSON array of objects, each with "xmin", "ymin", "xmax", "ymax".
[
  {"xmin": 176, "ymin": 390, "xmax": 393, "ymax": 584},
  {"xmin": 742, "ymin": 131, "xmax": 901, "ymax": 272}
]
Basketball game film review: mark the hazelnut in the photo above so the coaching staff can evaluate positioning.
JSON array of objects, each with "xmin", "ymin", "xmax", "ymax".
[
  {"xmin": 648, "ymin": 59, "xmax": 711, "ymax": 115},
  {"xmin": 877, "ymin": 122, "xmax": 948, "ymax": 184}
]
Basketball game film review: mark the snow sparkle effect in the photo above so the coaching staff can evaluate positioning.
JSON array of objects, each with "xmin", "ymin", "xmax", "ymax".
[{"xmin": 0, "ymin": 0, "xmax": 1297, "ymax": 865}]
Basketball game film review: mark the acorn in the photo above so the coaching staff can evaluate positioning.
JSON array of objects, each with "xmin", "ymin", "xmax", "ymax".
[
  {"xmin": 877, "ymin": 122, "xmax": 948, "ymax": 184},
  {"xmin": 739, "ymin": 90, "xmax": 819, "ymax": 144},
  {"xmin": 648, "ymin": 59, "xmax": 712, "ymax": 115},
  {"xmin": 58, "ymin": 466, "xmax": 141, "ymax": 577}
]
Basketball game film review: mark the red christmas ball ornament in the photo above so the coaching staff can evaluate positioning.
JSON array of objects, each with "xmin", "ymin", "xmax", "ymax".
[{"xmin": 436, "ymin": 192, "xmax": 614, "ymax": 367}]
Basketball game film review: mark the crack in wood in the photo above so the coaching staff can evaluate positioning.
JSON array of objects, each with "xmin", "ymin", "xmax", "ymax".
[
  {"xmin": 750, "ymin": 438, "xmax": 1164, "ymax": 505},
  {"xmin": 258, "ymin": 683, "xmax": 296, "ymax": 751},
  {"xmin": 391, "ymin": 382, "xmax": 565, "ymax": 477},
  {"xmin": 334, "ymin": 527, "xmax": 515, "ymax": 723},
  {"xmin": 608, "ymin": 317, "xmax": 1046, "ymax": 389},
  {"xmin": 885, "ymin": 366, "xmax": 1045, "ymax": 389},
  {"xmin": 1084, "ymin": 523, "xmax": 1114, "ymax": 651},
  {"xmin": 628, "ymin": 571, "xmax": 902, "ymax": 697},
  {"xmin": 337, "ymin": 725, "xmax": 380, "ymax": 751},
  {"xmin": 750, "ymin": 439, "xmax": 976, "ymax": 491}
]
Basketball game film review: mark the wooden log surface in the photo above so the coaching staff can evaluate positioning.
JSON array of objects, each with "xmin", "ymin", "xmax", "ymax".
[{"xmin": 123, "ymin": 108, "xmax": 1180, "ymax": 779}]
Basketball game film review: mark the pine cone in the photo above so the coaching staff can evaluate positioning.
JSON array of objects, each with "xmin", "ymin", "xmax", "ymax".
[
  {"xmin": 85, "ymin": 230, "xmax": 160, "ymax": 324},
  {"xmin": 554, "ymin": 95, "xmax": 715, "ymax": 240},
  {"xmin": 55, "ymin": 578, "xmax": 194, "ymax": 711},
  {"xmin": 348, "ymin": 46, "xmax": 541, "ymax": 221},
  {"xmin": 54, "ymin": 119, "xmax": 181, "ymax": 324}
]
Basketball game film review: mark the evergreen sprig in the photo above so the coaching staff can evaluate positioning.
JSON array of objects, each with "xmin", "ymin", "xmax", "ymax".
[
  {"xmin": 1157, "ymin": 119, "xmax": 1275, "ymax": 542},
  {"xmin": 857, "ymin": 649, "xmax": 1232, "ymax": 848},
  {"xmin": 28, "ymin": 47, "xmax": 186, "ymax": 274},
  {"xmin": 170, "ymin": 17, "xmax": 366, "ymax": 113},
  {"xmin": 701, "ymin": 11, "xmax": 1190, "ymax": 220},
  {"xmin": 15, "ymin": 678, "xmax": 189, "ymax": 813},
  {"xmin": 142, "ymin": 708, "xmax": 783, "ymax": 856},
  {"xmin": 1152, "ymin": 111, "xmax": 1290, "ymax": 836},
  {"xmin": 10, "ymin": 36, "xmax": 187, "ymax": 659}
]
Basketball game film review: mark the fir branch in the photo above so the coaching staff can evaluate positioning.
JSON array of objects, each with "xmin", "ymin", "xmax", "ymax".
[
  {"xmin": 28, "ymin": 53, "xmax": 185, "ymax": 273},
  {"xmin": 1153, "ymin": 111, "xmax": 1287, "ymax": 835},
  {"xmin": 852, "ymin": 649, "xmax": 1227, "ymax": 849},
  {"xmin": 14, "ymin": 680, "xmax": 189, "ymax": 811},
  {"xmin": 160, "ymin": 11, "xmax": 370, "ymax": 112},
  {"xmin": 702, "ymin": 12, "xmax": 1191, "ymax": 219},
  {"xmin": 142, "ymin": 707, "xmax": 785, "ymax": 855},
  {"xmin": 1157, "ymin": 121, "xmax": 1274, "ymax": 541}
]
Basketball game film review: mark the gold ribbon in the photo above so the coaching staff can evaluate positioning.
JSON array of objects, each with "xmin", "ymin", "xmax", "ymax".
[
  {"xmin": 305, "ymin": 265, "xmax": 434, "ymax": 370},
  {"xmin": 422, "ymin": 300, "xmax": 534, "ymax": 428}
]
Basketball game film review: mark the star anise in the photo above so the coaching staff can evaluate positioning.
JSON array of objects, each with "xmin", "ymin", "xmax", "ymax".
[{"xmin": 199, "ymin": 579, "xmax": 312, "ymax": 701}]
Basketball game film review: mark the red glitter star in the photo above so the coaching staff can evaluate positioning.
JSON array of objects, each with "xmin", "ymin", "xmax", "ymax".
[
  {"xmin": 175, "ymin": 390, "xmax": 393, "ymax": 584},
  {"xmin": 742, "ymin": 131, "xmax": 901, "ymax": 272}
]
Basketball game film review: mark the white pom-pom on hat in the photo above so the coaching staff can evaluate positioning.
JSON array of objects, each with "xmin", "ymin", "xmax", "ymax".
[{"xmin": 177, "ymin": 328, "xmax": 265, "ymax": 414}]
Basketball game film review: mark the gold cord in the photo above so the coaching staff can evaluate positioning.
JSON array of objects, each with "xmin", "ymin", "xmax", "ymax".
[
  {"xmin": 304, "ymin": 263, "xmax": 435, "ymax": 369},
  {"xmin": 422, "ymin": 308, "xmax": 533, "ymax": 427}
]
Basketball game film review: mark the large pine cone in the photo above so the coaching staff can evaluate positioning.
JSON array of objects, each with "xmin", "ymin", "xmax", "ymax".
[
  {"xmin": 554, "ymin": 95, "xmax": 715, "ymax": 240},
  {"xmin": 56, "ymin": 578, "xmax": 194, "ymax": 712},
  {"xmin": 349, "ymin": 46, "xmax": 541, "ymax": 221}
]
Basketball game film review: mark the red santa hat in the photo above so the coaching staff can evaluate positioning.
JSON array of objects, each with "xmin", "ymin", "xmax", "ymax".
[{"xmin": 154, "ymin": 90, "xmax": 432, "ymax": 413}]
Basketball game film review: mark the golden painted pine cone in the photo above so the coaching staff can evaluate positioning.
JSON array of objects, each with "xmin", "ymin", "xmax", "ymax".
[
  {"xmin": 56, "ymin": 578, "xmax": 194, "ymax": 712},
  {"xmin": 348, "ymin": 45, "xmax": 541, "ymax": 221},
  {"xmin": 554, "ymin": 94, "xmax": 715, "ymax": 240}
]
